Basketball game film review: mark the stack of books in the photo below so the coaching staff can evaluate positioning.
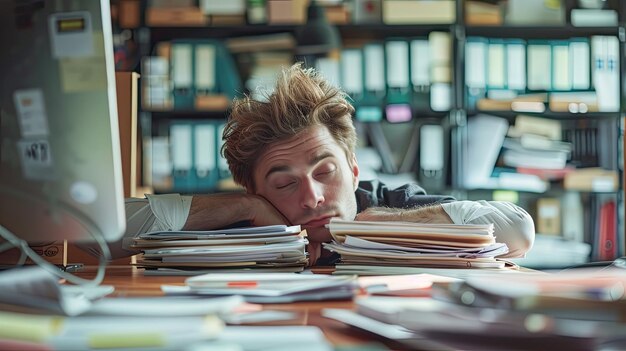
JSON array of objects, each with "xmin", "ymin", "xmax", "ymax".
[
  {"xmin": 323, "ymin": 219, "xmax": 510, "ymax": 275},
  {"xmin": 132, "ymin": 225, "xmax": 308, "ymax": 275}
]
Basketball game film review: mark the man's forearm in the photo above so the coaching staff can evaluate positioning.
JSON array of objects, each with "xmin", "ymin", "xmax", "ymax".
[
  {"xmin": 182, "ymin": 193, "xmax": 289, "ymax": 230},
  {"xmin": 182, "ymin": 193, "xmax": 256, "ymax": 230},
  {"xmin": 355, "ymin": 205, "xmax": 453, "ymax": 224}
]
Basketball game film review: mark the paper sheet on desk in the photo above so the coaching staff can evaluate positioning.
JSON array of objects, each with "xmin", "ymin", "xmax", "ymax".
[
  {"xmin": 86, "ymin": 295, "xmax": 244, "ymax": 317},
  {"xmin": 344, "ymin": 236, "xmax": 509, "ymax": 258},
  {"xmin": 138, "ymin": 225, "xmax": 301, "ymax": 240},
  {"xmin": 0, "ymin": 266, "xmax": 113, "ymax": 316}
]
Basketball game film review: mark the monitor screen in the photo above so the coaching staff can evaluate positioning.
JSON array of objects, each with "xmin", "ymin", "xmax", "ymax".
[{"xmin": 0, "ymin": 0, "xmax": 125, "ymax": 243}]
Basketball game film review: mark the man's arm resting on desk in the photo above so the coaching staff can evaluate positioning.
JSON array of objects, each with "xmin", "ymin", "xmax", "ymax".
[
  {"xmin": 354, "ymin": 201, "xmax": 535, "ymax": 258},
  {"xmin": 110, "ymin": 193, "xmax": 289, "ymax": 259}
]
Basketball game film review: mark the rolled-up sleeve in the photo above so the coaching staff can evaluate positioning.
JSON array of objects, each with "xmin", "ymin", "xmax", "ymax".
[
  {"xmin": 441, "ymin": 200, "xmax": 535, "ymax": 258},
  {"xmin": 117, "ymin": 194, "xmax": 193, "ymax": 255}
]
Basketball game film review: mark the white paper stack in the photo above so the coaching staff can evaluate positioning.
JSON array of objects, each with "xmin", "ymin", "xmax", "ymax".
[
  {"xmin": 323, "ymin": 219, "xmax": 509, "ymax": 275},
  {"xmin": 163, "ymin": 272, "xmax": 358, "ymax": 303},
  {"xmin": 132, "ymin": 225, "xmax": 308, "ymax": 275}
]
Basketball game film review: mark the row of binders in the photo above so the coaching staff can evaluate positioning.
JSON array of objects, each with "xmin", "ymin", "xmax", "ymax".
[
  {"xmin": 142, "ymin": 39, "xmax": 242, "ymax": 111},
  {"xmin": 323, "ymin": 218, "xmax": 510, "ymax": 275},
  {"xmin": 466, "ymin": 35, "xmax": 620, "ymax": 112},
  {"xmin": 132, "ymin": 224, "xmax": 308, "ymax": 275},
  {"xmin": 145, "ymin": 120, "xmax": 232, "ymax": 193},
  {"xmin": 319, "ymin": 32, "xmax": 452, "ymax": 123}
]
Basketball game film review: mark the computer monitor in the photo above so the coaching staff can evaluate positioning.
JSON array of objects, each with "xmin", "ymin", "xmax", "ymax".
[{"xmin": 0, "ymin": 0, "xmax": 125, "ymax": 244}]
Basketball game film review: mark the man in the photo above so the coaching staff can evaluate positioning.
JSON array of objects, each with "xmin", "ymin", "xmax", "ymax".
[{"xmin": 122, "ymin": 63, "xmax": 534, "ymax": 265}]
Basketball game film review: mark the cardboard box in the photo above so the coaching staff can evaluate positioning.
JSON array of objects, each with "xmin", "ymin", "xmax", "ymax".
[
  {"xmin": 146, "ymin": 7, "xmax": 207, "ymax": 26},
  {"xmin": 0, "ymin": 241, "xmax": 66, "ymax": 266}
]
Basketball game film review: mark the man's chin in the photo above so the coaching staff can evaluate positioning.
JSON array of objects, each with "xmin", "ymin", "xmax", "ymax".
[{"xmin": 303, "ymin": 226, "xmax": 333, "ymax": 243}]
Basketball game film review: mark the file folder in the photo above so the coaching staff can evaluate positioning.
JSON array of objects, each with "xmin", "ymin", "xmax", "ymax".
[
  {"xmin": 592, "ymin": 35, "xmax": 620, "ymax": 112},
  {"xmin": 340, "ymin": 49, "xmax": 364, "ymax": 103},
  {"xmin": 316, "ymin": 57, "xmax": 341, "ymax": 88},
  {"xmin": 487, "ymin": 39, "xmax": 506, "ymax": 89},
  {"xmin": 570, "ymin": 38, "xmax": 590, "ymax": 90},
  {"xmin": 527, "ymin": 41, "xmax": 552, "ymax": 91},
  {"xmin": 506, "ymin": 39, "xmax": 526, "ymax": 91},
  {"xmin": 410, "ymin": 38, "xmax": 430, "ymax": 110},
  {"xmin": 465, "ymin": 37, "xmax": 487, "ymax": 90},
  {"xmin": 551, "ymin": 41, "xmax": 571, "ymax": 91},
  {"xmin": 170, "ymin": 122, "xmax": 194, "ymax": 192},
  {"xmin": 216, "ymin": 121, "xmax": 231, "ymax": 179},
  {"xmin": 194, "ymin": 43, "xmax": 217, "ymax": 96},
  {"xmin": 385, "ymin": 39, "xmax": 411, "ymax": 122},
  {"xmin": 418, "ymin": 123, "xmax": 445, "ymax": 190},
  {"xmin": 171, "ymin": 43, "xmax": 194, "ymax": 109},
  {"xmin": 194, "ymin": 122, "xmax": 218, "ymax": 191},
  {"xmin": 358, "ymin": 43, "xmax": 385, "ymax": 122}
]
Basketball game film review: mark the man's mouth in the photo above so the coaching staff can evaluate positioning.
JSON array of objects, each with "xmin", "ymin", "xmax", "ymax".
[{"xmin": 302, "ymin": 216, "xmax": 334, "ymax": 228}]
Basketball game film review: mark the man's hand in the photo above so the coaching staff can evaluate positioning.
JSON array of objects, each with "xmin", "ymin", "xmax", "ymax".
[
  {"xmin": 247, "ymin": 194, "xmax": 291, "ymax": 227},
  {"xmin": 183, "ymin": 193, "xmax": 289, "ymax": 230},
  {"xmin": 355, "ymin": 205, "xmax": 453, "ymax": 224}
]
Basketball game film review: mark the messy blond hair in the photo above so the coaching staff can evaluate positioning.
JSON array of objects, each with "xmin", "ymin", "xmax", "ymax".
[{"xmin": 222, "ymin": 63, "xmax": 356, "ymax": 192}]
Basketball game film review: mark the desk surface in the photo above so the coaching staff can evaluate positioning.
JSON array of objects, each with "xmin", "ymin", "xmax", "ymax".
[{"xmin": 77, "ymin": 266, "xmax": 402, "ymax": 349}]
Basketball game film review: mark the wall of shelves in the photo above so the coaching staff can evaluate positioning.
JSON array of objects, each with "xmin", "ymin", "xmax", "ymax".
[{"xmin": 111, "ymin": 0, "xmax": 624, "ymax": 266}]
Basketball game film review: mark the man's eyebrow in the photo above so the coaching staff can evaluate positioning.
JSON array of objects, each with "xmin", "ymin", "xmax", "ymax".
[{"xmin": 264, "ymin": 152, "xmax": 334, "ymax": 179}]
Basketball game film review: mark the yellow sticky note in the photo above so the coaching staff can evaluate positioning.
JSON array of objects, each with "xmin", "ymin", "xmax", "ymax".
[{"xmin": 58, "ymin": 32, "xmax": 107, "ymax": 92}]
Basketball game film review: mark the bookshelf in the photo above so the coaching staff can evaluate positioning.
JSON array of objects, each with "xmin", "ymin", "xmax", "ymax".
[{"xmin": 111, "ymin": 0, "xmax": 624, "ymax": 266}]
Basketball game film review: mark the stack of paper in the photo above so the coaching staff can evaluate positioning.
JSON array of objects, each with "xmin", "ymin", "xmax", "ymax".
[
  {"xmin": 162, "ymin": 272, "xmax": 359, "ymax": 303},
  {"xmin": 132, "ymin": 225, "xmax": 308, "ymax": 275},
  {"xmin": 323, "ymin": 219, "xmax": 509, "ymax": 275},
  {"xmin": 324, "ymin": 268, "xmax": 626, "ymax": 350}
]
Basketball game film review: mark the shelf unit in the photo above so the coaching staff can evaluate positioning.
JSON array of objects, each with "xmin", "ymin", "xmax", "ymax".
[{"xmin": 115, "ymin": 0, "xmax": 625, "ymax": 264}]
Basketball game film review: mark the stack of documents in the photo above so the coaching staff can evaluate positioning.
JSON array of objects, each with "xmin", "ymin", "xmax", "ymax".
[
  {"xmin": 163, "ymin": 272, "xmax": 359, "ymax": 303},
  {"xmin": 323, "ymin": 219, "xmax": 509, "ymax": 275},
  {"xmin": 133, "ymin": 225, "xmax": 308, "ymax": 275},
  {"xmin": 324, "ymin": 268, "xmax": 626, "ymax": 350}
]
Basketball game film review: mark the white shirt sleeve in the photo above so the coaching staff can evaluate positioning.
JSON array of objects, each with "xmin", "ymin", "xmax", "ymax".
[
  {"xmin": 441, "ymin": 200, "xmax": 535, "ymax": 258},
  {"xmin": 118, "ymin": 194, "xmax": 193, "ymax": 254}
]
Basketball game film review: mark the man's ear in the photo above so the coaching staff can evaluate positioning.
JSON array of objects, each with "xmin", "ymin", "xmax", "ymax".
[{"xmin": 350, "ymin": 152, "xmax": 359, "ymax": 191}]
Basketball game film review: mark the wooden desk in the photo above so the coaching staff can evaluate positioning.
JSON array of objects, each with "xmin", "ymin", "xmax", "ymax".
[{"xmin": 76, "ymin": 266, "xmax": 403, "ymax": 349}]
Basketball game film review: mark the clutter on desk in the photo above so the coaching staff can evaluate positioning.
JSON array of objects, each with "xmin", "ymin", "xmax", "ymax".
[
  {"xmin": 324, "ymin": 267, "xmax": 626, "ymax": 350},
  {"xmin": 162, "ymin": 272, "xmax": 358, "ymax": 303}
]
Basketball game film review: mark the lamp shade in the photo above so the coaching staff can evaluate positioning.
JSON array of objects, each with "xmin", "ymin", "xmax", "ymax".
[{"xmin": 295, "ymin": 2, "xmax": 341, "ymax": 55}]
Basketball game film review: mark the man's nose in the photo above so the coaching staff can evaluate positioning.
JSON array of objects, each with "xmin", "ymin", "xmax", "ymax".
[{"xmin": 300, "ymin": 177, "xmax": 325, "ymax": 209}]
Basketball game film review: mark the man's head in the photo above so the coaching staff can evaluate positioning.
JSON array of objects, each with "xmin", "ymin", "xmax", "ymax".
[{"xmin": 222, "ymin": 63, "xmax": 359, "ymax": 241}]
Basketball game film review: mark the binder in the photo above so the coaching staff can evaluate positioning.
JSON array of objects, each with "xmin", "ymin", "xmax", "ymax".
[
  {"xmin": 418, "ymin": 123, "xmax": 445, "ymax": 190},
  {"xmin": 340, "ymin": 49, "xmax": 364, "ymax": 103},
  {"xmin": 551, "ymin": 40, "xmax": 571, "ymax": 91},
  {"xmin": 527, "ymin": 41, "xmax": 552, "ymax": 91},
  {"xmin": 595, "ymin": 197, "xmax": 617, "ymax": 261},
  {"xmin": 358, "ymin": 43, "xmax": 385, "ymax": 122},
  {"xmin": 170, "ymin": 122, "xmax": 194, "ymax": 192},
  {"xmin": 569, "ymin": 38, "xmax": 590, "ymax": 90},
  {"xmin": 216, "ymin": 121, "xmax": 231, "ymax": 179},
  {"xmin": 592, "ymin": 35, "xmax": 620, "ymax": 112},
  {"xmin": 428, "ymin": 32, "xmax": 451, "ymax": 84},
  {"xmin": 487, "ymin": 39, "xmax": 506, "ymax": 89},
  {"xmin": 430, "ymin": 83, "xmax": 451, "ymax": 112},
  {"xmin": 316, "ymin": 57, "xmax": 341, "ymax": 89},
  {"xmin": 385, "ymin": 39, "xmax": 411, "ymax": 122},
  {"xmin": 465, "ymin": 37, "xmax": 487, "ymax": 90},
  {"xmin": 194, "ymin": 43, "xmax": 217, "ymax": 95},
  {"xmin": 194, "ymin": 122, "xmax": 218, "ymax": 191},
  {"xmin": 410, "ymin": 38, "xmax": 430, "ymax": 110},
  {"xmin": 171, "ymin": 43, "xmax": 194, "ymax": 109},
  {"xmin": 506, "ymin": 39, "xmax": 526, "ymax": 91}
]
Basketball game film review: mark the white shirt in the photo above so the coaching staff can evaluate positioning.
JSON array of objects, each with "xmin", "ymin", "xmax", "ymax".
[{"xmin": 121, "ymin": 194, "xmax": 534, "ymax": 258}]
